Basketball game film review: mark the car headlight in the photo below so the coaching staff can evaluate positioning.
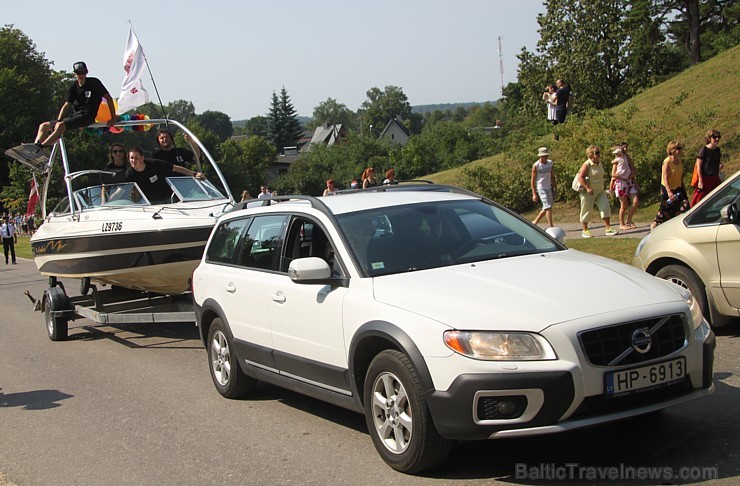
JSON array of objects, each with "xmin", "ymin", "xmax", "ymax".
[
  {"xmin": 443, "ymin": 331, "xmax": 556, "ymax": 360},
  {"xmin": 674, "ymin": 285, "xmax": 704, "ymax": 329}
]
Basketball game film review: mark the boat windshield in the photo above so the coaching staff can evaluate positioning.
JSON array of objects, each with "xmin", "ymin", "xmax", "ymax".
[
  {"xmin": 168, "ymin": 176, "xmax": 226, "ymax": 202},
  {"xmin": 74, "ymin": 183, "xmax": 152, "ymax": 210}
]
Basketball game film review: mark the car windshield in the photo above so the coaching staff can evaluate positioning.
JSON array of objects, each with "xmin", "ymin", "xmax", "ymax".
[{"xmin": 337, "ymin": 199, "xmax": 563, "ymax": 276}]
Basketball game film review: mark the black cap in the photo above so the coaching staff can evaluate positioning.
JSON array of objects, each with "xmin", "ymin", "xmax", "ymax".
[{"xmin": 73, "ymin": 61, "xmax": 88, "ymax": 74}]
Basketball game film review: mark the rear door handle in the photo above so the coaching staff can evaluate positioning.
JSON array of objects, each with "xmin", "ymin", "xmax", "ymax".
[{"xmin": 225, "ymin": 282, "xmax": 236, "ymax": 293}]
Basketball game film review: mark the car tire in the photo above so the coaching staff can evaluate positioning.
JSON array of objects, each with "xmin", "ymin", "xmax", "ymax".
[
  {"xmin": 363, "ymin": 349, "xmax": 453, "ymax": 474},
  {"xmin": 656, "ymin": 264, "xmax": 709, "ymax": 323},
  {"xmin": 207, "ymin": 318, "xmax": 257, "ymax": 398}
]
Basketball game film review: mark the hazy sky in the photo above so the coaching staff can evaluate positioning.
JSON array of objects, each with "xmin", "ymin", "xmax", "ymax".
[{"xmin": 5, "ymin": 0, "xmax": 546, "ymax": 120}]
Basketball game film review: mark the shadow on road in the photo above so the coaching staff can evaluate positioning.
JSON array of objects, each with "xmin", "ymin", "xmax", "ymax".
[
  {"xmin": 63, "ymin": 321, "xmax": 202, "ymax": 350},
  {"xmin": 0, "ymin": 387, "xmax": 73, "ymax": 410}
]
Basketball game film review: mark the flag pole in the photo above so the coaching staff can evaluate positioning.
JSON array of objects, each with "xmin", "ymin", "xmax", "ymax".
[{"xmin": 128, "ymin": 21, "xmax": 169, "ymax": 126}]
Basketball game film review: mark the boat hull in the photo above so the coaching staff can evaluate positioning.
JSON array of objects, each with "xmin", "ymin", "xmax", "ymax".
[{"xmin": 31, "ymin": 205, "xmax": 225, "ymax": 295}]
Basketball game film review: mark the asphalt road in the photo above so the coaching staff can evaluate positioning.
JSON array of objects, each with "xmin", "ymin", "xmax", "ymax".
[{"xmin": 1, "ymin": 259, "xmax": 739, "ymax": 485}]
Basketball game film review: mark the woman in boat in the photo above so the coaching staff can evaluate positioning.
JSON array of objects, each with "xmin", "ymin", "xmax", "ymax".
[{"xmin": 102, "ymin": 143, "xmax": 128, "ymax": 184}]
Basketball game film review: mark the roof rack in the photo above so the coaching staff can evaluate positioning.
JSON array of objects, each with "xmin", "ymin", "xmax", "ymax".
[{"xmin": 332, "ymin": 181, "xmax": 484, "ymax": 199}]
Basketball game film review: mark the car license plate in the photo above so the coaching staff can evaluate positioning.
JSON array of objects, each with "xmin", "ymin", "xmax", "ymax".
[{"xmin": 604, "ymin": 357, "xmax": 686, "ymax": 397}]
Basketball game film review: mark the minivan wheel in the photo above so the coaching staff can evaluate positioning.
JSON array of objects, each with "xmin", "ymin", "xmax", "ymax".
[
  {"xmin": 363, "ymin": 350, "xmax": 452, "ymax": 474},
  {"xmin": 656, "ymin": 264, "xmax": 709, "ymax": 323},
  {"xmin": 208, "ymin": 318, "xmax": 257, "ymax": 398}
]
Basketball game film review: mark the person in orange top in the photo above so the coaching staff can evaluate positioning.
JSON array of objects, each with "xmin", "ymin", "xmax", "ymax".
[{"xmin": 651, "ymin": 140, "xmax": 691, "ymax": 230}]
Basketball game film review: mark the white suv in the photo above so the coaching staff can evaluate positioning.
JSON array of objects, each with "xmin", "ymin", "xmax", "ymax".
[{"xmin": 193, "ymin": 185, "xmax": 715, "ymax": 474}]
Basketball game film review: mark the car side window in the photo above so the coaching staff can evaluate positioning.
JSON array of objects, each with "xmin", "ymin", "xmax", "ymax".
[
  {"xmin": 282, "ymin": 217, "xmax": 342, "ymax": 276},
  {"xmin": 236, "ymin": 215, "xmax": 288, "ymax": 271},
  {"xmin": 205, "ymin": 217, "xmax": 253, "ymax": 264}
]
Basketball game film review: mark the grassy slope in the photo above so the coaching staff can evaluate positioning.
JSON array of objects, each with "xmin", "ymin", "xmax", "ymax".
[{"xmin": 426, "ymin": 44, "xmax": 740, "ymax": 193}]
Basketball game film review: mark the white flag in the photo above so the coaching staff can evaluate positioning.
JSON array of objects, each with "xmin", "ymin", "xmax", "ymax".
[{"xmin": 117, "ymin": 27, "xmax": 150, "ymax": 114}]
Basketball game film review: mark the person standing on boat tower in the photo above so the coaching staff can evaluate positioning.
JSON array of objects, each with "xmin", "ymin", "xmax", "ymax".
[{"xmin": 34, "ymin": 62, "xmax": 117, "ymax": 148}]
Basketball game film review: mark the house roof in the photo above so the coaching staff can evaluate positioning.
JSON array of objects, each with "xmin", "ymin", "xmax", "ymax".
[
  {"xmin": 379, "ymin": 118, "xmax": 410, "ymax": 138},
  {"xmin": 310, "ymin": 124, "xmax": 346, "ymax": 147}
]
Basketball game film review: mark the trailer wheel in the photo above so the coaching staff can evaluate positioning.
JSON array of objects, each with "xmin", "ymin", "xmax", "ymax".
[
  {"xmin": 44, "ymin": 287, "xmax": 70, "ymax": 341},
  {"xmin": 80, "ymin": 277, "xmax": 91, "ymax": 295}
]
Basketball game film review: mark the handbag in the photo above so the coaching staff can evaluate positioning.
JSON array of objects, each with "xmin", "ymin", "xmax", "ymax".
[
  {"xmin": 690, "ymin": 163, "xmax": 700, "ymax": 188},
  {"xmin": 572, "ymin": 173, "xmax": 582, "ymax": 192}
]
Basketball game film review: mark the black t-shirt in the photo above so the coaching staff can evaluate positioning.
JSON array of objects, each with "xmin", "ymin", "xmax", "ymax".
[
  {"xmin": 555, "ymin": 85, "xmax": 570, "ymax": 109},
  {"xmin": 67, "ymin": 77, "xmax": 109, "ymax": 115},
  {"xmin": 102, "ymin": 161, "xmax": 127, "ymax": 184},
  {"xmin": 153, "ymin": 147, "xmax": 196, "ymax": 167},
  {"xmin": 125, "ymin": 159, "xmax": 176, "ymax": 203},
  {"xmin": 697, "ymin": 146, "xmax": 722, "ymax": 176}
]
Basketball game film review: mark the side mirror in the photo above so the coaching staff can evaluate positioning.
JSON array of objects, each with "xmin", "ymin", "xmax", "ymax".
[
  {"xmin": 288, "ymin": 257, "xmax": 347, "ymax": 287},
  {"xmin": 545, "ymin": 226, "xmax": 567, "ymax": 244},
  {"xmin": 720, "ymin": 203, "xmax": 739, "ymax": 224}
]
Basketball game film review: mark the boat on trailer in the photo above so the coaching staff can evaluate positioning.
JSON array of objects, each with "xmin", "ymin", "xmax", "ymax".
[{"xmin": 10, "ymin": 118, "xmax": 235, "ymax": 296}]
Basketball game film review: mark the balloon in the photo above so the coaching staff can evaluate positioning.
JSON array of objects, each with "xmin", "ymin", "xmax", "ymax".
[{"xmin": 95, "ymin": 99, "xmax": 119, "ymax": 122}]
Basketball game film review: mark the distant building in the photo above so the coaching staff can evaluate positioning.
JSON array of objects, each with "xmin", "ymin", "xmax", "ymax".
[
  {"xmin": 308, "ymin": 124, "xmax": 348, "ymax": 149},
  {"xmin": 379, "ymin": 117, "xmax": 410, "ymax": 146}
]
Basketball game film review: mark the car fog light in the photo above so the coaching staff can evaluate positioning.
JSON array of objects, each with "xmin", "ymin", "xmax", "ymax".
[{"xmin": 477, "ymin": 395, "xmax": 528, "ymax": 420}]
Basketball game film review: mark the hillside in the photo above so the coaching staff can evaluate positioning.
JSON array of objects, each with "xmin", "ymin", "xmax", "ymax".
[{"xmin": 427, "ymin": 44, "xmax": 740, "ymax": 187}]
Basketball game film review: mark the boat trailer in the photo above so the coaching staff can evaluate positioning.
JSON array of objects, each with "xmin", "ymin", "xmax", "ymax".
[{"xmin": 25, "ymin": 278, "xmax": 195, "ymax": 341}]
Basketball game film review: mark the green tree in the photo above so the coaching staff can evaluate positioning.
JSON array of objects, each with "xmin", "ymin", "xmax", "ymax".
[
  {"xmin": 217, "ymin": 136, "xmax": 276, "ymax": 196},
  {"xmin": 241, "ymin": 115, "xmax": 269, "ymax": 138},
  {"xmin": 0, "ymin": 25, "xmax": 58, "ymax": 188},
  {"xmin": 274, "ymin": 133, "xmax": 391, "ymax": 196},
  {"xmin": 661, "ymin": 0, "xmax": 740, "ymax": 63},
  {"xmin": 164, "ymin": 99, "xmax": 196, "ymax": 124},
  {"xmin": 360, "ymin": 85, "xmax": 413, "ymax": 136},
  {"xmin": 395, "ymin": 121, "xmax": 488, "ymax": 179},
  {"xmin": 307, "ymin": 97, "xmax": 356, "ymax": 131},
  {"xmin": 464, "ymin": 102, "xmax": 502, "ymax": 127},
  {"xmin": 537, "ymin": 0, "xmax": 629, "ymax": 110},
  {"xmin": 266, "ymin": 87, "xmax": 303, "ymax": 151},
  {"xmin": 195, "ymin": 110, "xmax": 233, "ymax": 141}
]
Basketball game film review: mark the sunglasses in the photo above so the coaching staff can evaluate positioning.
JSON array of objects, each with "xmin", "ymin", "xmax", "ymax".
[
  {"xmin": 594, "ymin": 151, "xmax": 601, "ymax": 155},
  {"xmin": 711, "ymin": 135, "xmax": 721, "ymax": 140},
  {"xmin": 112, "ymin": 149, "xmax": 125, "ymax": 154}
]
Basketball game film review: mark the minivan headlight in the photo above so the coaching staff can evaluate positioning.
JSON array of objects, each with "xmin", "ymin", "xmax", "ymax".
[{"xmin": 443, "ymin": 331, "xmax": 556, "ymax": 360}]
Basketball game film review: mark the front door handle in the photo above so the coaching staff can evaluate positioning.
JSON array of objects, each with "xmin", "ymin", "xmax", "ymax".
[
  {"xmin": 271, "ymin": 291, "xmax": 286, "ymax": 303},
  {"xmin": 225, "ymin": 282, "xmax": 236, "ymax": 293}
]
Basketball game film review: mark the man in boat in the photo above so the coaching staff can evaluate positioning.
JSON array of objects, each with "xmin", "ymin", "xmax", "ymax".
[
  {"xmin": 33, "ymin": 62, "xmax": 117, "ymax": 150},
  {"xmin": 125, "ymin": 147, "xmax": 203, "ymax": 203},
  {"xmin": 152, "ymin": 128, "xmax": 201, "ymax": 168}
]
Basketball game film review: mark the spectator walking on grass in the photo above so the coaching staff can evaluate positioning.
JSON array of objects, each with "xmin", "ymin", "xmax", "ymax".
[
  {"xmin": 577, "ymin": 145, "xmax": 618, "ymax": 238},
  {"xmin": 690, "ymin": 129, "xmax": 723, "ymax": 207},
  {"xmin": 610, "ymin": 142, "xmax": 639, "ymax": 230},
  {"xmin": 531, "ymin": 147, "xmax": 557, "ymax": 227},
  {"xmin": 651, "ymin": 140, "xmax": 690, "ymax": 230}
]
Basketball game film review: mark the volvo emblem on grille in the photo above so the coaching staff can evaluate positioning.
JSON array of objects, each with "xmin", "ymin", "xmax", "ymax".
[{"xmin": 631, "ymin": 328, "xmax": 652, "ymax": 354}]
